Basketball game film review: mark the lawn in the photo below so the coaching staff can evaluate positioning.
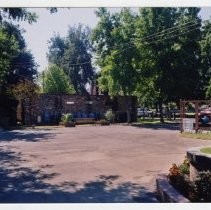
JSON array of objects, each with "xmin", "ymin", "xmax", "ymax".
[
  {"xmin": 181, "ymin": 132, "xmax": 211, "ymax": 140},
  {"xmin": 200, "ymin": 147, "xmax": 211, "ymax": 154},
  {"xmin": 136, "ymin": 118, "xmax": 178, "ymax": 124}
]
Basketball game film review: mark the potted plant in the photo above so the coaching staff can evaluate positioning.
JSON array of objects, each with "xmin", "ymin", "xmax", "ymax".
[
  {"xmin": 61, "ymin": 113, "xmax": 75, "ymax": 127},
  {"xmin": 99, "ymin": 119, "xmax": 110, "ymax": 126},
  {"xmin": 104, "ymin": 109, "xmax": 115, "ymax": 123}
]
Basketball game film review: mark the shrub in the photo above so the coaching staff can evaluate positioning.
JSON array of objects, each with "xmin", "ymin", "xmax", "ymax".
[
  {"xmin": 179, "ymin": 157, "xmax": 190, "ymax": 175},
  {"xmin": 104, "ymin": 109, "xmax": 114, "ymax": 122},
  {"xmin": 168, "ymin": 158, "xmax": 211, "ymax": 202},
  {"xmin": 168, "ymin": 160, "xmax": 191, "ymax": 198},
  {"xmin": 168, "ymin": 163, "xmax": 182, "ymax": 186},
  {"xmin": 193, "ymin": 171, "xmax": 211, "ymax": 202},
  {"xmin": 61, "ymin": 113, "xmax": 73, "ymax": 124}
]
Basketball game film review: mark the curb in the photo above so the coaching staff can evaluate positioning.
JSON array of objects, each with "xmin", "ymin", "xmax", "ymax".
[{"xmin": 156, "ymin": 174, "xmax": 190, "ymax": 203}]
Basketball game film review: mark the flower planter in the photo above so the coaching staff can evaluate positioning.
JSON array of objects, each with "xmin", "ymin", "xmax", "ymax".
[
  {"xmin": 100, "ymin": 120, "xmax": 110, "ymax": 126},
  {"xmin": 156, "ymin": 174, "xmax": 190, "ymax": 203},
  {"xmin": 64, "ymin": 122, "xmax": 76, "ymax": 127}
]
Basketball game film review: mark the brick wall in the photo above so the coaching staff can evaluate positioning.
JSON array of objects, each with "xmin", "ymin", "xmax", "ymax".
[{"xmin": 22, "ymin": 94, "xmax": 137, "ymax": 125}]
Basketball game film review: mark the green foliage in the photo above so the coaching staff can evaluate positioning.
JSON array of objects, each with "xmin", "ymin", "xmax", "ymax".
[
  {"xmin": 168, "ymin": 157, "xmax": 190, "ymax": 178},
  {"xmin": 47, "ymin": 8, "xmax": 58, "ymax": 14},
  {"xmin": 7, "ymin": 79, "xmax": 40, "ymax": 100},
  {"xmin": 200, "ymin": 20, "xmax": 211, "ymax": 98},
  {"xmin": 104, "ymin": 109, "xmax": 114, "ymax": 122},
  {"xmin": 179, "ymin": 157, "xmax": 190, "ymax": 175},
  {"xmin": 0, "ymin": 26, "xmax": 19, "ymax": 84},
  {"xmin": 93, "ymin": 7, "xmax": 204, "ymax": 122},
  {"xmin": 135, "ymin": 8, "xmax": 202, "ymax": 111},
  {"xmin": 0, "ymin": 8, "xmax": 37, "ymax": 24},
  {"xmin": 206, "ymin": 79, "xmax": 211, "ymax": 99},
  {"xmin": 193, "ymin": 171, "xmax": 211, "ymax": 202},
  {"xmin": 168, "ymin": 159, "xmax": 211, "ymax": 202},
  {"xmin": 200, "ymin": 147, "xmax": 211, "ymax": 154},
  {"xmin": 43, "ymin": 65, "xmax": 75, "ymax": 94},
  {"xmin": 0, "ymin": 23, "xmax": 38, "ymax": 88},
  {"xmin": 93, "ymin": 8, "xmax": 138, "ymax": 96},
  {"xmin": 47, "ymin": 24, "xmax": 94, "ymax": 96},
  {"xmin": 61, "ymin": 113, "xmax": 73, "ymax": 124},
  {"xmin": 168, "ymin": 162, "xmax": 190, "ymax": 197},
  {"xmin": 47, "ymin": 34, "xmax": 66, "ymax": 67},
  {"xmin": 0, "ymin": 9, "xmax": 38, "ymax": 127}
]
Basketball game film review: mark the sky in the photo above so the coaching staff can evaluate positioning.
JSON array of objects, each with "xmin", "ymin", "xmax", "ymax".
[{"xmin": 18, "ymin": 7, "xmax": 211, "ymax": 72}]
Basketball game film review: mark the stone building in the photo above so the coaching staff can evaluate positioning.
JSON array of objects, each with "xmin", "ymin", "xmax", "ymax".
[{"xmin": 21, "ymin": 93, "xmax": 137, "ymax": 125}]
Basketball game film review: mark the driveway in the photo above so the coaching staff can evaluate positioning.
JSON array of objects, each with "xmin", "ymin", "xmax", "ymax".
[{"xmin": 0, "ymin": 125, "xmax": 211, "ymax": 203}]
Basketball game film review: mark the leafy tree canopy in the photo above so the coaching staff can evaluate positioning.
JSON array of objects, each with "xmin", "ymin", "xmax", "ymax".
[
  {"xmin": 7, "ymin": 79, "xmax": 40, "ymax": 101},
  {"xmin": 0, "ymin": 23, "xmax": 38, "ymax": 88},
  {"xmin": 93, "ymin": 8, "xmax": 138, "ymax": 96},
  {"xmin": 0, "ymin": 8, "xmax": 37, "ymax": 24},
  {"xmin": 48, "ymin": 24, "xmax": 95, "ymax": 96},
  {"xmin": 42, "ymin": 64, "xmax": 75, "ymax": 94}
]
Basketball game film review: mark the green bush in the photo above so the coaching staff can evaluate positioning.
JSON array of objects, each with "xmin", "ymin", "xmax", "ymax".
[
  {"xmin": 168, "ymin": 158, "xmax": 211, "ymax": 202},
  {"xmin": 193, "ymin": 171, "xmax": 211, "ymax": 202},
  {"xmin": 104, "ymin": 109, "xmax": 114, "ymax": 122},
  {"xmin": 168, "ymin": 163, "xmax": 190, "ymax": 198},
  {"xmin": 179, "ymin": 157, "xmax": 190, "ymax": 175},
  {"xmin": 61, "ymin": 113, "xmax": 73, "ymax": 124}
]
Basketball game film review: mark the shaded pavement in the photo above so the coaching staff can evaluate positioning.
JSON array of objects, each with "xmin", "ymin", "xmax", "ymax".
[{"xmin": 0, "ymin": 125, "xmax": 211, "ymax": 203}]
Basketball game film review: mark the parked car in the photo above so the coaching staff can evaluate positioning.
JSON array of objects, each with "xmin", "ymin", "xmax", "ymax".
[{"xmin": 137, "ymin": 108, "xmax": 149, "ymax": 117}]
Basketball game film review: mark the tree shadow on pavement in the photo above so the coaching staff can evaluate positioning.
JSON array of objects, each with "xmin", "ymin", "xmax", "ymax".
[
  {"xmin": 0, "ymin": 147, "xmax": 158, "ymax": 203},
  {"xmin": 0, "ymin": 130, "xmax": 57, "ymax": 142},
  {"xmin": 56, "ymin": 175, "xmax": 158, "ymax": 203}
]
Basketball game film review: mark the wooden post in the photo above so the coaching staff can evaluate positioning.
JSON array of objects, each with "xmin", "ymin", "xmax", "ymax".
[
  {"xmin": 180, "ymin": 99, "xmax": 183, "ymax": 132},
  {"xmin": 195, "ymin": 101, "xmax": 199, "ymax": 133},
  {"xmin": 180, "ymin": 99, "xmax": 186, "ymax": 133}
]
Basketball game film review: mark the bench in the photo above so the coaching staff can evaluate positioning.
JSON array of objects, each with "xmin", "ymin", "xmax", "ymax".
[{"xmin": 74, "ymin": 118, "xmax": 95, "ymax": 125}]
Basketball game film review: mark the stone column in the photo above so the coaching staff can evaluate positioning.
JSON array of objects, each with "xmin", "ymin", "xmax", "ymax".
[{"xmin": 187, "ymin": 147, "xmax": 211, "ymax": 182}]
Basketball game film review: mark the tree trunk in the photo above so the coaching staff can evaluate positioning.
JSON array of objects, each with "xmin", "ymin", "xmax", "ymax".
[
  {"xmin": 158, "ymin": 100, "xmax": 164, "ymax": 123},
  {"xmin": 155, "ymin": 102, "xmax": 158, "ymax": 113},
  {"xmin": 127, "ymin": 109, "xmax": 131, "ymax": 123}
]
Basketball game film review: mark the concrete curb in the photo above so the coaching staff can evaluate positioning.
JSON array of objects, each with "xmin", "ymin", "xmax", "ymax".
[{"xmin": 156, "ymin": 174, "xmax": 190, "ymax": 203}]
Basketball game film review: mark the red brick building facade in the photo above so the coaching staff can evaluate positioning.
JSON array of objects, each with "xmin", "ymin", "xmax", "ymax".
[{"xmin": 21, "ymin": 94, "xmax": 137, "ymax": 125}]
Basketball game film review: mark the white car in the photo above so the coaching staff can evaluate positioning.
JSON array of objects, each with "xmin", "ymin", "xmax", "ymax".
[{"xmin": 137, "ymin": 108, "xmax": 149, "ymax": 117}]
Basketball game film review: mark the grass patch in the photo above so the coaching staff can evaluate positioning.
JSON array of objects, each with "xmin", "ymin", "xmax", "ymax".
[
  {"xmin": 137, "ymin": 118, "xmax": 177, "ymax": 124},
  {"xmin": 181, "ymin": 132, "xmax": 211, "ymax": 140},
  {"xmin": 10, "ymin": 125, "xmax": 61, "ymax": 131},
  {"xmin": 185, "ymin": 113, "xmax": 195, "ymax": 117},
  {"xmin": 200, "ymin": 147, "xmax": 211, "ymax": 154},
  {"xmin": 137, "ymin": 118, "xmax": 161, "ymax": 124}
]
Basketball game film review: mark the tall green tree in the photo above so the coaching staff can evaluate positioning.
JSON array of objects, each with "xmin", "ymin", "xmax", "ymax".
[
  {"xmin": 47, "ymin": 24, "xmax": 94, "ymax": 97},
  {"xmin": 200, "ymin": 19, "xmax": 211, "ymax": 99},
  {"xmin": 0, "ymin": 26, "xmax": 19, "ymax": 85},
  {"xmin": 134, "ymin": 7, "xmax": 202, "ymax": 121},
  {"xmin": 93, "ymin": 8, "xmax": 140, "ymax": 122},
  {"xmin": 93, "ymin": 8, "xmax": 138, "ymax": 96},
  {"xmin": 0, "ymin": 8, "xmax": 59, "ymax": 127},
  {"xmin": 92, "ymin": 8, "xmax": 117, "ymax": 68},
  {"xmin": 42, "ymin": 65, "xmax": 75, "ymax": 94},
  {"xmin": 134, "ymin": 8, "xmax": 178, "ymax": 121},
  {"xmin": 0, "ymin": 8, "xmax": 38, "ymax": 86},
  {"xmin": 170, "ymin": 8, "xmax": 202, "ymax": 101},
  {"xmin": 0, "ymin": 23, "xmax": 38, "ymax": 88},
  {"xmin": 0, "ymin": 9, "xmax": 38, "ymax": 126}
]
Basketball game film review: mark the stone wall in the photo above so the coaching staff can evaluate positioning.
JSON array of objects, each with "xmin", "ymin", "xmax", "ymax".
[{"xmin": 22, "ymin": 94, "xmax": 137, "ymax": 125}]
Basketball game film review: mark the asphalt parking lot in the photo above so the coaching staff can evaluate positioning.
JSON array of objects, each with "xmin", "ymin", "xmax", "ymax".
[{"xmin": 0, "ymin": 125, "xmax": 211, "ymax": 203}]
